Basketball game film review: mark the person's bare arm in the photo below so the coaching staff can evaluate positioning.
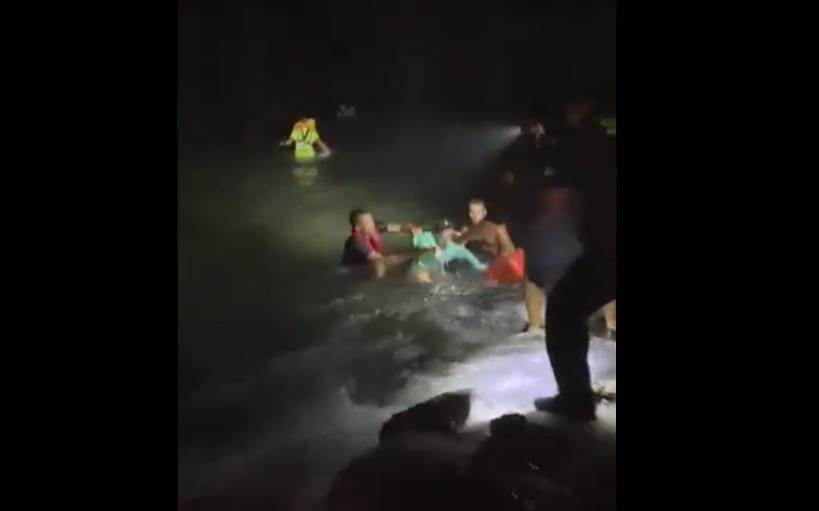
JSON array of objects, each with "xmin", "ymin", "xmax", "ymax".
[
  {"xmin": 385, "ymin": 222, "xmax": 416, "ymax": 234},
  {"xmin": 372, "ymin": 259, "xmax": 387, "ymax": 279},
  {"xmin": 370, "ymin": 252, "xmax": 413, "ymax": 279},
  {"xmin": 384, "ymin": 253, "xmax": 413, "ymax": 265},
  {"xmin": 367, "ymin": 251, "xmax": 386, "ymax": 279},
  {"xmin": 453, "ymin": 226, "xmax": 476, "ymax": 244},
  {"xmin": 496, "ymin": 224, "xmax": 516, "ymax": 255},
  {"xmin": 370, "ymin": 253, "xmax": 412, "ymax": 279},
  {"xmin": 316, "ymin": 139, "xmax": 331, "ymax": 154}
]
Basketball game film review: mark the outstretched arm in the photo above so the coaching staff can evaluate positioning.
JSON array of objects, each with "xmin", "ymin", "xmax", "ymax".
[
  {"xmin": 279, "ymin": 129, "xmax": 296, "ymax": 146},
  {"xmin": 380, "ymin": 222, "xmax": 415, "ymax": 234},
  {"xmin": 453, "ymin": 226, "xmax": 476, "ymax": 244},
  {"xmin": 372, "ymin": 253, "xmax": 412, "ymax": 279},
  {"xmin": 455, "ymin": 245, "xmax": 487, "ymax": 271},
  {"xmin": 316, "ymin": 139, "xmax": 332, "ymax": 155}
]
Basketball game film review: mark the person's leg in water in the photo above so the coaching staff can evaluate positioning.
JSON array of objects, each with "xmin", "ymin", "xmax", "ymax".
[
  {"xmin": 408, "ymin": 251, "xmax": 440, "ymax": 284},
  {"xmin": 316, "ymin": 139, "xmax": 331, "ymax": 156},
  {"xmin": 384, "ymin": 253, "xmax": 413, "ymax": 266},
  {"xmin": 535, "ymin": 250, "xmax": 615, "ymax": 420},
  {"xmin": 413, "ymin": 270, "xmax": 433, "ymax": 284},
  {"xmin": 523, "ymin": 276, "xmax": 546, "ymax": 332},
  {"xmin": 372, "ymin": 253, "xmax": 414, "ymax": 279},
  {"xmin": 602, "ymin": 300, "xmax": 616, "ymax": 339}
]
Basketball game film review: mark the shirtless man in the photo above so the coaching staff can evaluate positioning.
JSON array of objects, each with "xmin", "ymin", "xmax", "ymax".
[
  {"xmin": 454, "ymin": 199, "xmax": 524, "ymax": 283},
  {"xmin": 455, "ymin": 199, "xmax": 515, "ymax": 257}
]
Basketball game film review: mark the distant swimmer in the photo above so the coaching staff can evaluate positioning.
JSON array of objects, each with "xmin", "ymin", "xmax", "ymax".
[
  {"xmin": 408, "ymin": 220, "xmax": 487, "ymax": 284},
  {"xmin": 454, "ymin": 199, "xmax": 525, "ymax": 284},
  {"xmin": 280, "ymin": 117, "xmax": 331, "ymax": 161},
  {"xmin": 341, "ymin": 208, "xmax": 413, "ymax": 279},
  {"xmin": 337, "ymin": 104, "xmax": 357, "ymax": 121}
]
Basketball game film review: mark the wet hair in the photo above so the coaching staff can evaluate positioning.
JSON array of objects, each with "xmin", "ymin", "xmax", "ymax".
[
  {"xmin": 436, "ymin": 219, "xmax": 454, "ymax": 233},
  {"xmin": 349, "ymin": 208, "xmax": 369, "ymax": 227}
]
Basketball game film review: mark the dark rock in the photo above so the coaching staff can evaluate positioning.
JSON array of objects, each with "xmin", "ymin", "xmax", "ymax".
[
  {"xmin": 329, "ymin": 401, "xmax": 615, "ymax": 511},
  {"xmin": 489, "ymin": 413, "xmax": 528, "ymax": 438},
  {"xmin": 326, "ymin": 438, "xmax": 510, "ymax": 511},
  {"xmin": 473, "ymin": 417, "xmax": 569, "ymax": 495},
  {"xmin": 379, "ymin": 390, "xmax": 472, "ymax": 442}
]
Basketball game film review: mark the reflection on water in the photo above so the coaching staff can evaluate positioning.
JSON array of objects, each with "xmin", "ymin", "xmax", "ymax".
[
  {"xmin": 179, "ymin": 119, "xmax": 615, "ymax": 510},
  {"xmin": 291, "ymin": 165, "xmax": 319, "ymax": 188}
]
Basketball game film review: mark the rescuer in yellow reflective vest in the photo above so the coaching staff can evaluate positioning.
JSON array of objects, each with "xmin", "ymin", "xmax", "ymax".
[{"xmin": 280, "ymin": 117, "xmax": 330, "ymax": 161}]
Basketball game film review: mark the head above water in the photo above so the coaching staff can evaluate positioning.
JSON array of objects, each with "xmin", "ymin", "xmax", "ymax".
[
  {"xmin": 436, "ymin": 219, "xmax": 456, "ymax": 242},
  {"xmin": 295, "ymin": 116, "xmax": 315, "ymax": 128},
  {"xmin": 349, "ymin": 208, "xmax": 376, "ymax": 234},
  {"xmin": 468, "ymin": 199, "xmax": 487, "ymax": 225},
  {"xmin": 435, "ymin": 218, "xmax": 452, "ymax": 231}
]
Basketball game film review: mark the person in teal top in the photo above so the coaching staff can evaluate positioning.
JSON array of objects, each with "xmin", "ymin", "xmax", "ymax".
[{"xmin": 409, "ymin": 220, "xmax": 487, "ymax": 283}]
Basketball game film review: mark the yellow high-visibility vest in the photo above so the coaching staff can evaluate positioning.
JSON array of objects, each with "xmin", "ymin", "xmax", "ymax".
[
  {"xmin": 290, "ymin": 119, "xmax": 320, "ymax": 160},
  {"xmin": 598, "ymin": 117, "xmax": 616, "ymax": 136}
]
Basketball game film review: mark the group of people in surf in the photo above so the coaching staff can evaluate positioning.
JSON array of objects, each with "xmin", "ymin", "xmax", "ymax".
[
  {"xmin": 334, "ymin": 96, "xmax": 616, "ymax": 421},
  {"xmin": 338, "ymin": 97, "xmax": 616, "ymax": 343},
  {"xmin": 340, "ymin": 199, "xmax": 518, "ymax": 284}
]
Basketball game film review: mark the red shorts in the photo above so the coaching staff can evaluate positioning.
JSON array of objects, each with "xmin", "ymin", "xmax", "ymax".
[{"xmin": 485, "ymin": 248, "xmax": 525, "ymax": 283}]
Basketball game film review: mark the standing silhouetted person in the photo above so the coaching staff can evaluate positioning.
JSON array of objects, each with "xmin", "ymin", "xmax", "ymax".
[{"xmin": 534, "ymin": 97, "xmax": 616, "ymax": 421}]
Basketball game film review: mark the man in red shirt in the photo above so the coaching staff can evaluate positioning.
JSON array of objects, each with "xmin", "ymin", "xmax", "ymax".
[{"xmin": 341, "ymin": 209, "xmax": 413, "ymax": 278}]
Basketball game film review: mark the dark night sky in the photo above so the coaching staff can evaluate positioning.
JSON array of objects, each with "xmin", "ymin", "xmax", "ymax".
[{"xmin": 178, "ymin": 0, "xmax": 615, "ymax": 144}]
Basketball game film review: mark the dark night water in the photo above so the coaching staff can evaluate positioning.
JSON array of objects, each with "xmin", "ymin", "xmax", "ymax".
[{"xmin": 178, "ymin": 116, "xmax": 615, "ymax": 510}]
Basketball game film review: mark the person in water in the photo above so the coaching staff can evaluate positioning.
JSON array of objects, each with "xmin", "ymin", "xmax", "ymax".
[
  {"xmin": 454, "ymin": 199, "xmax": 525, "ymax": 284},
  {"xmin": 280, "ymin": 117, "xmax": 331, "ymax": 161},
  {"xmin": 341, "ymin": 208, "xmax": 413, "ymax": 279},
  {"xmin": 408, "ymin": 220, "xmax": 487, "ymax": 283},
  {"xmin": 534, "ymin": 95, "xmax": 616, "ymax": 421}
]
